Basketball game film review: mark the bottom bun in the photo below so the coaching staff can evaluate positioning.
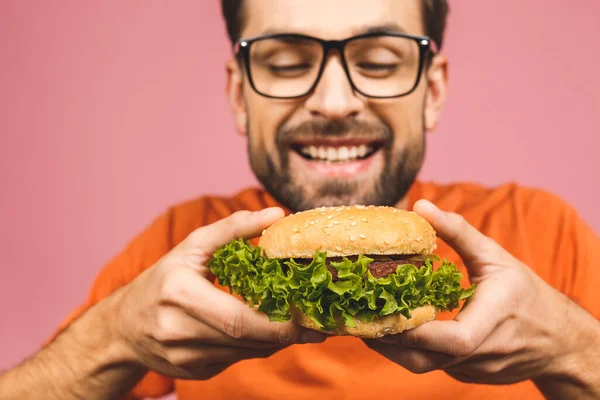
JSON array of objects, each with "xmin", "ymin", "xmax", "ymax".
[{"xmin": 290, "ymin": 304, "xmax": 437, "ymax": 338}]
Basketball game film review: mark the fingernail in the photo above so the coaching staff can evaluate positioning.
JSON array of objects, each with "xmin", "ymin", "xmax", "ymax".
[
  {"xmin": 301, "ymin": 330, "xmax": 328, "ymax": 344},
  {"xmin": 257, "ymin": 207, "xmax": 280, "ymax": 217}
]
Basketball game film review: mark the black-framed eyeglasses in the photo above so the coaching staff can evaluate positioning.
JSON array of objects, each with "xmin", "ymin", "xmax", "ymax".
[{"xmin": 234, "ymin": 31, "xmax": 437, "ymax": 99}]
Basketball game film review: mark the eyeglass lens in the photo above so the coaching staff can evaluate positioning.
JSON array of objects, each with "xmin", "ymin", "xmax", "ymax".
[{"xmin": 248, "ymin": 35, "xmax": 421, "ymax": 98}]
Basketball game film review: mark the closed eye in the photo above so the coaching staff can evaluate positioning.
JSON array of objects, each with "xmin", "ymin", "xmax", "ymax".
[
  {"xmin": 268, "ymin": 63, "xmax": 313, "ymax": 74},
  {"xmin": 356, "ymin": 62, "xmax": 398, "ymax": 71}
]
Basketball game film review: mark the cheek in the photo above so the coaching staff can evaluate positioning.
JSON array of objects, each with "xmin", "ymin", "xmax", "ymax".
[
  {"xmin": 370, "ymin": 95, "xmax": 426, "ymax": 145},
  {"xmin": 244, "ymin": 89, "xmax": 303, "ymax": 151},
  {"xmin": 245, "ymin": 96, "xmax": 279, "ymax": 151}
]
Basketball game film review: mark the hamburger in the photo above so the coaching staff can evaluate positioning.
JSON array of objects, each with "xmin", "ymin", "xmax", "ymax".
[{"xmin": 209, "ymin": 205, "xmax": 475, "ymax": 338}]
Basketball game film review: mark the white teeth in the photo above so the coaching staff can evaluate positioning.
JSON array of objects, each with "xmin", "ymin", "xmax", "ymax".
[
  {"xmin": 338, "ymin": 146, "xmax": 349, "ymax": 161},
  {"xmin": 299, "ymin": 145, "xmax": 374, "ymax": 162},
  {"xmin": 349, "ymin": 146, "xmax": 358, "ymax": 159},
  {"xmin": 318, "ymin": 147, "xmax": 327, "ymax": 159},
  {"xmin": 358, "ymin": 145, "xmax": 367, "ymax": 157},
  {"xmin": 327, "ymin": 147, "xmax": 338, "ymax": 161}
]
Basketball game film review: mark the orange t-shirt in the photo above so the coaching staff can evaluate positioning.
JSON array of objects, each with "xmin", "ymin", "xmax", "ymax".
[{"xmin": 51, "ymin": 181, "xmax": 600, "ymax": 400}]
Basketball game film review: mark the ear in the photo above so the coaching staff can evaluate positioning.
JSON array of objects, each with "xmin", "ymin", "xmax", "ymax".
[
  {"xmin": 226, "ymin": 58, "xmax": 248, "ymax": 136},
  {"xmin": 424, "ymin": 55, "xmax": 449, "ymax": 132}
]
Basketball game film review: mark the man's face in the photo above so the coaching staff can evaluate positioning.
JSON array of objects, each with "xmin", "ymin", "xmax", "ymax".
[{"xmin": 227, "ymin": 0, "xmax": 447, "ymax": 211}]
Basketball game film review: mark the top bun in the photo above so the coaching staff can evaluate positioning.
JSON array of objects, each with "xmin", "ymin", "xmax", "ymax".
[{"xmin": 259, "ymin": 205, "xmax": 437, "ymax": 258}]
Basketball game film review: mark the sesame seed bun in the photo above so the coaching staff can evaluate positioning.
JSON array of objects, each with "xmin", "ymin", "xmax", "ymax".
[{"xmin": 259, "ymin": 205, "xmax": 437, "ymax": 259}]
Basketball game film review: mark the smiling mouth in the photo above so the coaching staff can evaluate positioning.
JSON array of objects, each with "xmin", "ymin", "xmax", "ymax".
[{"xmin": 292, "ymin": 142, "xmax": 382, "ymax": 163}]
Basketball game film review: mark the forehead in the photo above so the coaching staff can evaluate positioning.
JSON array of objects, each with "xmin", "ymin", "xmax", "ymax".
[{"xmin": 241, "ymin": 0, "xmax": 425, "ymax": 39}]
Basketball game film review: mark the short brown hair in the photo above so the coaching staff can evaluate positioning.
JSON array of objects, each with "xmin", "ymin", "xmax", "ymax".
[{"xmin": 221, "ymin": 0, "xmax": 449, "ymax": 49}]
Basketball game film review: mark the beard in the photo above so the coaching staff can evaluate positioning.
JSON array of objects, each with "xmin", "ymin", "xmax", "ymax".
[{"xmin": 248, "ymin": 117, "xmax": 425, "ymax": 212}]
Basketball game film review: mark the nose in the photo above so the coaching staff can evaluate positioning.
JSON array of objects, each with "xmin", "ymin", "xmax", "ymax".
[{"xmin": 304, "ymin": 54, "xmax": 364, "ymax": 120}]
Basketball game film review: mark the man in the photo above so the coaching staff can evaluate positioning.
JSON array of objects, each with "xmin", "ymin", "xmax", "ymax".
[{"xmin": 1, "ymin": 0, "xmax": 599, "ymax": 399}]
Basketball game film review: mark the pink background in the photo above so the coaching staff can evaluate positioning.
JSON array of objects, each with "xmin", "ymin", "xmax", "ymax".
[{"xmin": 1, "ymin": 0, "xmax": 598, "ymax": 393}]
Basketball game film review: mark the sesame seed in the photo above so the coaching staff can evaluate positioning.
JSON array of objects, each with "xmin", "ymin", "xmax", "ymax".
[
  {"xmin": 348, "ymin": 216, "xmax": 355, "ymax": 220},
  {"xmin": 309, "ymin": 221, "xmax": 315, "ymax": 225},
  {"xmin": 349, "ymin": 235, "xmax": 355, "ymax": 241},
  {"xmin": 361, "ymin": 218, "xmax": 368, "ymax": 222},
  {"xmin": 359, "ymin": 234, "xmax": 366, "ymax": 239},
  {"xmin": 326, "ymin": 223, "xmax": 333, "ymax": 228},
  {"xmin": 335, "ymin": 246, "xmax": 342, "ymax": 251},
  {"xmin": 327, "ymin": 215, "xmax": 333, "ymax": 220},
  {"xmin": 293, "ymin": 227, "xmax": 299, "ymax": 233},
  {"xmin": 333, "ymin": 221, "xmax": 339, "ymax": 225},
  {"xmin": 351, "ymin": 222, "xmax": 357, "ymax": 226},
  {"xmin": 262, "ymin": 229, "xmax": 266, "ymax": 235},
  {"xmin": 315, "ymin": 219, "xmax": 320, "ymax": 223}
]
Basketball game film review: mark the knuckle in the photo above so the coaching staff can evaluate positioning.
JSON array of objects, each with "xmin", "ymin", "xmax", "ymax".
[
  {"xmin": 450, "ymin": 332, "xmax": 476, "ymax": 357},
  {"xmin": 404, "ymin": 329, "xmax": 425, "ymax": 347},
  {"xmin": 277, "ymin": 326, "xmax": 295, "ymax": 344},
  {"xmin": 451, "ymin": 212, "xmax": 466, "ymax": 225},
  {"xmin": 481, "ymin": 360, "xmax": 506, "ymax": 375},
  {"xmin": 158, "ymin": 267, "xmax": 188, "ymax": 304},
  {"xmin": 405, "ymin": 356, "xmax": 433, "ymax": 375},
  {"xmin": 222, "ymin": 309, "xmax": 246, "ymax": 339},
  {"xmin": 153, "ymin": 311, "xmax": 182, "ymax": 343},
  {"xmin": 226, "ymin": 210, "xmax": 253, "ymax": 237},
  {"xmin": 228, "ymin": 210, "xmax": 252, "ymax": 226}
]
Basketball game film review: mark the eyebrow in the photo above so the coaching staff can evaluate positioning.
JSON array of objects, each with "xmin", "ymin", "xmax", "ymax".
[
  {"xmin": 261, "ymin": 22, "xmax": 408, "ymax": 38},
  {"xmin": 363, "ymin": 23, "xmax": 408, "ymax": 35}
]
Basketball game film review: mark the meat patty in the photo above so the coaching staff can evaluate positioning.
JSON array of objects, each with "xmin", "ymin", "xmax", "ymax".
[{"xmin": 325, "ymin": 258, "xmax": 424, "ymax": 281}]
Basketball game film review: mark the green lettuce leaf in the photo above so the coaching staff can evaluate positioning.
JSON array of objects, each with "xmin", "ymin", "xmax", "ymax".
[{"xmin": 208, "ymin": 239, "xmax": 476, "ymax": 330}]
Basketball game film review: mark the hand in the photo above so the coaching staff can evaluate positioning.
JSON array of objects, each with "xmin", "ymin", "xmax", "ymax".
[
  {"xmin": 108, "ymin": 208, "xmax": 326, "ymax": 380},
  {"xmin": 364, "ymin": 200, "xmax": 599, "ymax": 389}
]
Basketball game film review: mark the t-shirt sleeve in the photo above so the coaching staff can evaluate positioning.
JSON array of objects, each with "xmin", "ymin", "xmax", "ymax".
[
  {"xmin": 522, "ymin": 189, "xmax": 600, "ymax": 319},
  {"xmin": 47, "ymin": 208, "xmax": 178, "ymax": 399}
]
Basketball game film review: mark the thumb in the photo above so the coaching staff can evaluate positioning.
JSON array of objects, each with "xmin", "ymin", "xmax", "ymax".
[
  {"xmin": 413, "ymin": 199, "xmax": 506, "ymax": 269},
  {"xmin": 179, "ymin": 207, "xmax": 285, "ymax": 261}
]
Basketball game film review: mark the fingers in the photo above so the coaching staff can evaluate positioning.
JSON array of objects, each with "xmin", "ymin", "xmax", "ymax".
[
  {"xmin": 180, "ymin": 207, "xmax": 285, "ymax": 259},
  {"xmin": 413, "ymin": 199, "xmax": 506, "ymax": 267},
  {"xmin": 163, "ymin": 344, "xmax": 284, "ymax": 380},
  {"xmin": 381, "ymin": 279, "xmax": 506, "ymax": 357},
  {"xmin": 155, "ymin": 305, "xmax": 297, "ymax": 349},
  {"xmin": 175, "ymin": 271, "xmax": 323, "ymax": 344},
  {"xmin": 364, "ymin": 339, "xmax": 453, "ymax": 374}
]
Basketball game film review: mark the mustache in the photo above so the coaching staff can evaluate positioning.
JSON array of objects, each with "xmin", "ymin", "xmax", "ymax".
[{"xmin": 276, "ymin": 119, "xmax": 393, "ymax": 148}]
